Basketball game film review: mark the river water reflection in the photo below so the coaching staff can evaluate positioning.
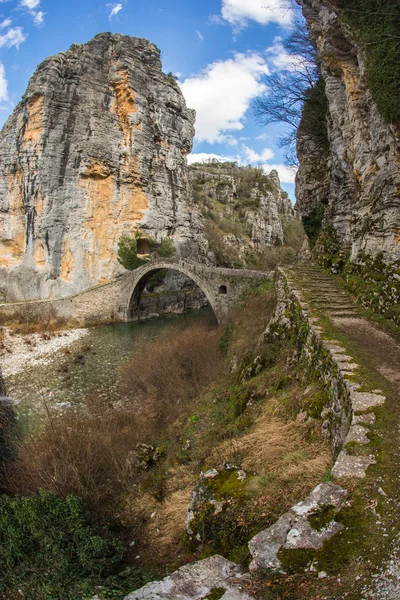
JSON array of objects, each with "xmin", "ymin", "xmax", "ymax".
[{"xmin": 7, "ymin": 308, "xmax": 216, "ymax": 419}]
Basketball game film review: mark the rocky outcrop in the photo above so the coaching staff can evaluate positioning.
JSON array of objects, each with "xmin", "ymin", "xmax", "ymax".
[
  {"xmin": 296, "ymin": 0, "xmax": 400, "ymax": 265},
  {"xmin": 249, "ymin": 483, "xmax": 347, "ymax": 573},
  {"xmin": 0, "ymin": 33, "xmax": 204, "ymax": 301},
  {"xmin": 190, "ymin": 162, "xmax": 298, "ymax": 267},
  {"xmin": 124, "ymin": 555, "xmax": 254, "ymax": 600}
]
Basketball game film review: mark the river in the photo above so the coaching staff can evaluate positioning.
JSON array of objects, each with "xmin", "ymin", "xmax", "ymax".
[{"xmin": 6, "ymin": 308, "xmax": 216, "ymax": 424}]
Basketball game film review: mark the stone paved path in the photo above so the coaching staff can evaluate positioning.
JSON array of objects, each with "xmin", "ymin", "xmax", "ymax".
[{"xmin": 287, "ymin": 263, "xmax": 400, "ymax": 599}]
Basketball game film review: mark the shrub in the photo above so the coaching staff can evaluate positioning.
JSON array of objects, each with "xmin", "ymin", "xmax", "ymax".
[
  {"xmin": 117, "ymin": 234, "xmax": 148, "ymax": 271},
  {"xmin": 9, "ymin": 323, "xmax": 223, "ymax": 520},
  {"xmin": 156, "ymin": 237, "xmax": 176, "ymax": 258},
  {"xmin": 281, "ymin": 216, "xmax": 306, "ymax": 250},
  {"xmin": 120, "ymin": 324, "xmax": 223, "ymax": 415},
  {"xmin": 302, "ymin": 204, "xmax": 325, "ymax": 249},
  {"xmin": 0, "ymin": 490, "xmax": 127, "ymax": 599}
]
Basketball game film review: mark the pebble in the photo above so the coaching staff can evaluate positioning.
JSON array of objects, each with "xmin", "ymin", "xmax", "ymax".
[{"xmin": 0, "ymin": 327, "xmax": 89, "ymax": 377}]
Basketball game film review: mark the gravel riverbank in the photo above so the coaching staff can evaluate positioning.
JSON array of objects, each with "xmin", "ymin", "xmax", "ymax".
[{"xmin": 0, "ymin": 327, "xmax": 89, "ymax": 379}]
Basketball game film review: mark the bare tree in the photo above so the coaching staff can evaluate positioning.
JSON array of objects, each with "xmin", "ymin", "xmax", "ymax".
[{"xmin": 253, "ymin": 18, "xmax": 327, "ymax": 165}]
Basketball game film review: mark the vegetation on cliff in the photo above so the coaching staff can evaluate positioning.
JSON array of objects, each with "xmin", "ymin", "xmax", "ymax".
[
  {"xmin": 339, "ymin": 0, "xmax": 400, "ymax": 123},
  {"xmin": 190, "ymin": 160, "xmax": 304, "ymax": 269}
]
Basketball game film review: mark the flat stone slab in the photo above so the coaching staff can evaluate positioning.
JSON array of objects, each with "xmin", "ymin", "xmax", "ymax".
[
  {"xmin": 336, "ymin": 362, "xmax": 359, "ymax": 371},
  {"xmin": 345, "ymin": 424, "xmax": 370, "ymax": 445},
  {"xmin": 352, "ymin": 413, "xmax": 376, "ymax": 426},
  {"xmin": 125, "ymin": 555, "xmax": 254, "ymax": 600},
  {"xmin": 332, "ymin": 450, "xmax": 376, "ymax": 478},
  {"xmin": 351, "ymin": 391, "xmax": 386, "ymax": 412},
  {"xmin": 248, "ymin": 483, "xmax": 347, "ymax": 572},
  {"xmin": 324, "ymin": 344, "xmax": 347, "ymax": 354}
]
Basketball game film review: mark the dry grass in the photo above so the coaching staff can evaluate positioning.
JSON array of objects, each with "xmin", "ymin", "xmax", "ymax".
[
  {"xmin": 147, "ymin": 487, "xmax": 193, "ymax": 551},
  {"xmin": 120, "ymin": 324, "xmax": 223, "ymax": 422},
  {"xmin": 9, "ymin": 323, "xmax": 223, "ymax": 525},
  {"xmin": 213, "ymin": 415, "xmax": 331, "ymax": 479},
  {"xmin": 209, "ymin": 413, "xmax": 332, "ymax": 524},
  {"xmin": 227, "ymin": 285, "xmax": 277, "ymax": 361},
  {"xmin": 0, "ymin": 303, "xmax": 70, "ymax": 336}
]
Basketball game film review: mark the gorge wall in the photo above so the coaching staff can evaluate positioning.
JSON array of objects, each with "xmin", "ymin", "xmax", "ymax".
[
  {"xmin": 0, "ymin": 33, "xmax": 204, "ymax": 302},
  {"xmin": 190, "ymin": 161, "xmax": 300, "ymax": 268},
  {"xmin": 296, "ymin": 0, "xmax": 400, "ymax": 266}
]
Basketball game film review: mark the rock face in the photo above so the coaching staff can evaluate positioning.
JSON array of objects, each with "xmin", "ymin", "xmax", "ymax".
[
  {"xmin": 296, "ymin": 0, "xmax": 400, "ymax": 264},
  {"xmin": 190, "ymin": 162, "xmax": 298, "ymax": 267},
  {"xmin": 0, "ymin": 33, "xmax": 204, "ymax": 301},
  {"xmin": 124, "ymin": 555, "xmax": 254, "ymax": 600},
  {"xmin": 248, "ymin": 483, "xmax": 347, "ymax": 573}
]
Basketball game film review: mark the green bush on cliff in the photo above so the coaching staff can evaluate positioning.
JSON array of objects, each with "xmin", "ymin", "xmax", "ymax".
[
  {"xmin": 340, "ymin": 0, "xmax": 400, "ymax": 123},
  {"xmin": 156, "ymin": 237, "xmax": 176, "ymax": 258},
  {"xmin": 117, "ymin": 234, "xmax": 148, "ymax": 270},
  {"xmin": 302, "ymin": 204, "xmax": 325, "ymax": 249}
]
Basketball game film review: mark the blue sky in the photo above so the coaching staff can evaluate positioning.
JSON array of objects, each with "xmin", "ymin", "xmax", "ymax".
[{"xmin": 0, "ymin": 0, "xmax": 301, "ymax": 199}]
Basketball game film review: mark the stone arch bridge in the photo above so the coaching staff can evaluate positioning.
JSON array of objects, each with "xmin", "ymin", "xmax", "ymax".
[
  {"xmin": 122, "ymin": 259, "xmax": 269, "ymax": 324},
  {"xmin": 0, "ymin": 259, "xmax": 270, "ymax": 326}
]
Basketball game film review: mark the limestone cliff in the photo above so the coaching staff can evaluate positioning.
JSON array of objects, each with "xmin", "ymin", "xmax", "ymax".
[
  {"xmin": 0, "ymin": 33, "xmax": 203, "ymax": 301},
  {"xmin": 296, "ymin": 0, "xmax": 400, "ymax": 265},
  {"xmin": 190, "ymin": 161, "xmax": 300, "ymax": 268}
]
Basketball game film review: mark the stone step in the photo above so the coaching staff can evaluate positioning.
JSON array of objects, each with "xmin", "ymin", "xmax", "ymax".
[
  {"xmin": 329, "ymin": 311, "xmax": 363, "ymax": 318},
  {"xmin": 315, "ymin": 305, "xmax": 358, "ymax": 310}
]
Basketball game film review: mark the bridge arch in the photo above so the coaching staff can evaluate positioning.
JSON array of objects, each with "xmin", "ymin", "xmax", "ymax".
[{"xmin": 126, "ymin": 260, "xmax": 225, "ymax": 323}]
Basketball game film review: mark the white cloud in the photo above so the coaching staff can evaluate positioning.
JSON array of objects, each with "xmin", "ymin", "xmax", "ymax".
[
  {"xmin": 181, "ymin": 52, "xmax": 269, "ymax": 144},
  {"xmin": 256, "ymin": 133, "xmax": 268, "ymax": 140},
  {"xmin": 266, "ymin": 36, "xmax": 306, "ymax": 71},
  {"xmin": 33, "ymin": 10, "xmax": 44, "ymax": 25},
  {"xmin": 220, "ymin": 0, "xmax": 293, "ymax": 30},
  {"xmin": 262, "ymin": 163, "xmax": 297, "ymax": 184},
  {"xmin": 0, "ymin": 63, "xmax": 8, "ymax": 102},
  {"xmin": 109, "ymin": 3, "xmax": 122, "ymax": 19},
  {"xmin": 20, "ymin": 0, "xmax": 40, "ymax": 8},
  {"xmin": 19, "ymin": 0, "xmax": 44, "ymax": 26},
  {"xmin": 0, "ymin": 18, "xmax": 12, "ymax": 29},
  {"xmin": 195, "ymin": 30, "xmax": 204, "ymax": 41},
  {"xmin": 0, "ymin": 27, "xmax": 26, "ymax": 49},
  {"xmin": 242, "ymin": 144, "xmax": 274, "ymax": 163},
  {"xmin": 187, "ymin": 152, "xmax": 239, "ymax": 165}
]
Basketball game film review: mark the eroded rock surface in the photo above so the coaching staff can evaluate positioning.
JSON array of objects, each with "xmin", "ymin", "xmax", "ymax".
[
  {"xmin": 248, "ymin": 483, "xmax": 347, "ymax": 572},
  {"xmin": 0, "ymin": 33, "xmax": 204, "ymax": 301},
  {"xmin": 124, "ymin": 555, "xmax": 254, "ymax": 600},
  {"xmin": 296, "ymin": 0, "xmax": 400, "ymax": 264},
  {"xmin": 190, "ymin": 161, "xmax": 299, "ymax": 266}
]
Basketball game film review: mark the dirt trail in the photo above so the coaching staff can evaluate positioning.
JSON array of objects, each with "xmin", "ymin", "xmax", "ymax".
[{"xmin": 333, "ymin": 318, "xmax": 400, "ymax": 391}]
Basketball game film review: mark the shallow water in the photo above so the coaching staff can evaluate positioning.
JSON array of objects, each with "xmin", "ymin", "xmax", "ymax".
[{"xmin": 7, "ymin": 308, "xmax": 216, "ymax": 421}]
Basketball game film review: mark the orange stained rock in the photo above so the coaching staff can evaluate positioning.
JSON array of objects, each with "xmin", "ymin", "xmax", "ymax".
[
  {"xmin": 34, "ymin": 239, "xmax": 48, "ymax": 269},
  {"xmin": 23, "ymin": 95, "xmax": 44, "ymax": 145},
  {"xmin": 35, "ymin": 192, "xmax": 43, "ymax": 216},
  {"xmin": 0, "ymin": 171, "xmax": 26, "ymax": 268},
  {"xmin": 111, "ymin": 70, "xmax": 138, "ymax": 146},
  {"xmin": 60, "ymin": 235, "xmax": 74, "ymax": 281},
  {"xmin": 79, "ymin": 159, "xmax": 148, "ymax": 284}
]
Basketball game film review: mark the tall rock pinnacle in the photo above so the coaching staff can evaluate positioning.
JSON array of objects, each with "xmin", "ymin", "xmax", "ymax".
[{"xmin": 0, "ymin": 33, "xmax": 202, "ymax": 301}]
